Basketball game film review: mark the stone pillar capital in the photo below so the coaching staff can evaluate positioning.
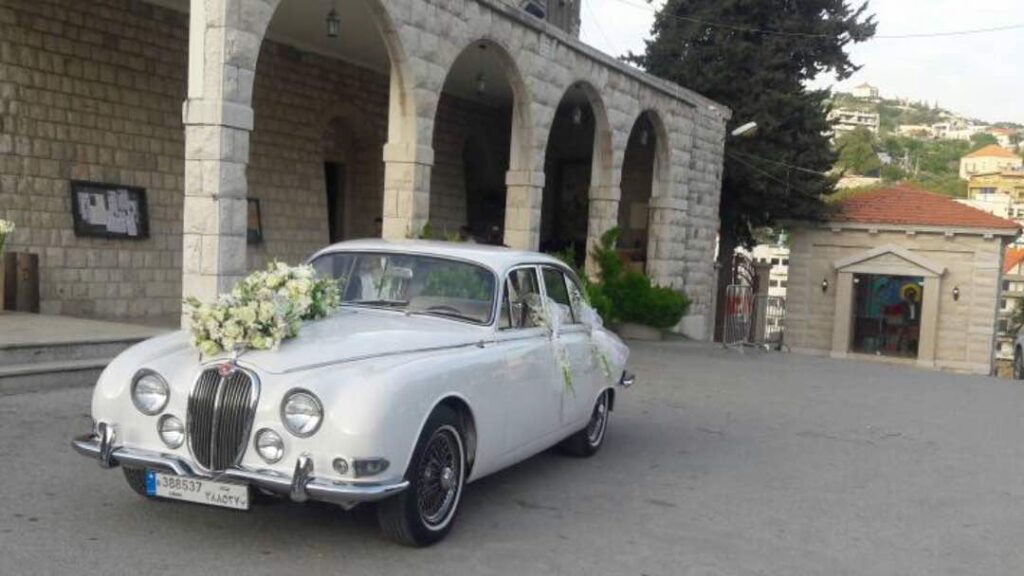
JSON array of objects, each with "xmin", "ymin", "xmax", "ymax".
[{"xmin": 182, "ymin": 98, "xmax": 254, "ymax": 131}]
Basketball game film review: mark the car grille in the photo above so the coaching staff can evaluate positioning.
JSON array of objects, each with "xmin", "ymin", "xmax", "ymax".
[{"xmin": 187, "ymin": 366, "xmax": 258, "ymax": 471}]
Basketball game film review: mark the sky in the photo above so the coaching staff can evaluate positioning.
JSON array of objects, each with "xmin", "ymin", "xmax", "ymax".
[{"xmin": 579, "ymin": 0, "xmax": 1024, "ymax": 125}]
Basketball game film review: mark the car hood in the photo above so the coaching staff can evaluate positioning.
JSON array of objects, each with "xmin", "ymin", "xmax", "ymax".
[{"xmin": 131, "ymin": 308, "xmax": 490, "ymax": 376}]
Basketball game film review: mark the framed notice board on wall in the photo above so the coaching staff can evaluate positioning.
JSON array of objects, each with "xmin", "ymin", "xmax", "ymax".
[{"xmin": 70, "ymin": 181, "xmax": 150, "ymax": 240}]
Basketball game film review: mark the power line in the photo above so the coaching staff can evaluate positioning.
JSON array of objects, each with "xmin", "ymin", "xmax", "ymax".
[
  {"xmin": 726, "ymin": 153, "xmax": 805, "ymax": 193},
  {"xmin": 729, "ymin": 150, "xmax": 831, "ymax": 176},
  {"xmin": 600, "ymin": 0, "xmax": 1024, "ymax": 40},
  {"xmin": 583, "ymin": 0, "xmax": 622, "ymax": 56}
]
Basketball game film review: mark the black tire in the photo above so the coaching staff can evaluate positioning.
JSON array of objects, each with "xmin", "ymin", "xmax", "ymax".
[
  {"xmin": 559, "ymin": 389, "xmax": 611, "ymax": 457},
  {"xmin": 377, "ymin": 406, "xmax": 466, "ymax": 547},
  {"xmin": 122, "ymin": 467, "xmax": 150, "ymax": 497}
]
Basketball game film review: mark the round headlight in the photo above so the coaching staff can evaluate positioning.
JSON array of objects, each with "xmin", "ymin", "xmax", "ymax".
[
  {"xmin": 157, "ymin": 415, "xmax": 185, "ymax": 448},
  {"xmin": 131, "ymin": 370, "xmax": 169, "ymax": 415},
  {"xmin": 281, "ymin": 390, "xmax": 322, "ymax": 437},
  {"xmin": 254, "ymin": 428, "xmax": 284, "ymax": 463}
]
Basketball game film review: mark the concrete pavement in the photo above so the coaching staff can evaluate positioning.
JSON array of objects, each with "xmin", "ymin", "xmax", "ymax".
[{"xmin": 2, "ymin": 341, "xmax": 1023, "ymax": 575}]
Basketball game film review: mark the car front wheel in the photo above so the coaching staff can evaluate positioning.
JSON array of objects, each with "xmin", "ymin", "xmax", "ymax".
[
  {"xmin": 559, "ymin": 389, "xmax": 610, "ymax": 457},
  {"xmin": 377, "ymin": 405, "xmax": 466, "ymax": 546}
]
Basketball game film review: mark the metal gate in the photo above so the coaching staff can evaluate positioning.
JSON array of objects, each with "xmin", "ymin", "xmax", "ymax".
[
  {"xmin": 723, "ymin": 284, "xmax": 788, "ymax": 351},
  {"xmin": 723, "ymin": 284, "xmax": 754, "ymax": 348}
]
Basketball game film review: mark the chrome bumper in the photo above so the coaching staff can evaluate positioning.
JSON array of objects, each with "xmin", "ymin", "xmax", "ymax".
[
  {"xmin": 71, "ymin": 424, "xmax": 408, "ymax": 506},
  {"xmin": 619, "ymin": 370, "xmax": 635, "ymax": 388}
]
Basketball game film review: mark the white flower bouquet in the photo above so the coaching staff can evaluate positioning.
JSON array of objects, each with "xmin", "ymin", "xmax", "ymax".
[
  {"xmin": 0, "ymin": 218, "xmax": 14, "ymax": 254},
  {"xmin": 184, "ymin": 262, "xmax": 341, "ymax": 357}
]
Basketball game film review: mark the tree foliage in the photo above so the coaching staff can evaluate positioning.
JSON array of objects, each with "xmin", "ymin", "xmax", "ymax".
[
  {"xmin": 969, "ymin": 132, "xmax": 999, "ymax": 151},
  {"xmin": 628, "ymin": 0, "xmax": 876, "ymax": 250},
  {"xmin": 835, "ymin": 127, "xmax": 880, "ymax": 176}
]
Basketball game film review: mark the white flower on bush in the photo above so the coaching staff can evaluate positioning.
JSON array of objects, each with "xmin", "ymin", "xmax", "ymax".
[{"xmin": 185, "ymin": 261, "xmax": 341, "ymax": 357}]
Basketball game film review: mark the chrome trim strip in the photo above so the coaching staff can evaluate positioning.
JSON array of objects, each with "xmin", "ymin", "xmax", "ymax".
[
  {"xmin": 290, "ymin": 454, "xmax": 314, "ymax": 503},
  {"xmin": 279, "ymin": 341, "xmax": 482, "ymax": 374},
  {"xmin": 70, "ymin": 435, "xmax": 409, "ymax": 504}
]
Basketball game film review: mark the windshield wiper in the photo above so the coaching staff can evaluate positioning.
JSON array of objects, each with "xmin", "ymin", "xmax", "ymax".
[
  {"xmin": 409, "ymin": 309, "xmax": 480, "ymax": 323},
  {"xmin": 347, "ymin": 299, "xmax": 408, "ymax": 308}
]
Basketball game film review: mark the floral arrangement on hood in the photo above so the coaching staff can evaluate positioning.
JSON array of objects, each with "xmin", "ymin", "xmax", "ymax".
[
  {"xmin": 0, "ymin": 218, "xmax": 14, "ymax": 254},
  {"xmin": 184, "ymin": 262, "xmax": 341, "ymax": 357}
]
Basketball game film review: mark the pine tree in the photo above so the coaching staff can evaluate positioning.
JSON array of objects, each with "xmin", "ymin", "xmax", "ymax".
[{"xmin": 628, "ymin": 0, "xmax": 875, "ymax": 339}]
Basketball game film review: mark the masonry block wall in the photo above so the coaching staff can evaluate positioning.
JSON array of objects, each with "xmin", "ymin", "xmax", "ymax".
[
  {"xmin": 1, "ymin": 0, "xmax": 731, "ymax": 339},
  {"xmin": 0, "ymin": 0, "xmax": 188, "ymax": 322}
]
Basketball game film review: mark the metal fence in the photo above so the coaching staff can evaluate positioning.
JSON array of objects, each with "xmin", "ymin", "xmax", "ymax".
[{"xmin": 723, "ymin": 284, "xmax": 787, "ymax": 351}]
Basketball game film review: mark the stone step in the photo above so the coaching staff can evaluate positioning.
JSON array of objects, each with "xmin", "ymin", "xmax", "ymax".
[
  {"xmin": 0, "ymin": 358, "xmax": 111, "ymax": 395},
  {"xmin": 0, "ymin": 339, "xmax": 142, "ymax": 366}
]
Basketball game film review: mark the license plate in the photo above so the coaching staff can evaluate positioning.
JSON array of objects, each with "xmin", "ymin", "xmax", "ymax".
[{"xmin": 145, "ymin": 470, "xmax": 250, "ymax": 510}]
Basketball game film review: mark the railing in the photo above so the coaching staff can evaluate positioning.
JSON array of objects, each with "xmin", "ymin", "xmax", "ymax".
[{"xmin": 722, "ymin": 284, "xmax": 787, "ymax": 351}]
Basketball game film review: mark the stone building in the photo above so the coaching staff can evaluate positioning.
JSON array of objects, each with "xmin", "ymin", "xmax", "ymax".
[
  {"xmin": 786, "ymin": 186, "xmax": 1019, "ymax": 375},
  {"xmin": 0, "ymin": 0, "xmax": 730, "ymax": 337}
]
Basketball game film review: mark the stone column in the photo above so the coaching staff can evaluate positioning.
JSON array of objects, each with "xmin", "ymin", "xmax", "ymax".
[
  {"xmin": 180, "ymin": 0, "xmax": 277, "ymax": 323},
  {"xmin": 830, "ymin": 271, "xmax": 854, "ymax": 358},
  {"xmin": 504, "ymin": 170, "xmax": 545, "ymax": 250},
  {"xmin": 917, "ymin": 275, "xmax": 941, "ymax": 368},
  {"xmin": 585, "ymin": 185, "xmax": 620, "ymax": 278},
  {"xmin": 382, "ymin": 142, "xmax": 432, "ymax": 239},
  {"xmin": 646, "ymin": 196, "xmax": 687, "ymax": 288}
]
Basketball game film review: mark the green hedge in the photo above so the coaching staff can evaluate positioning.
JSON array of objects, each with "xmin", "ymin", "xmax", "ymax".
[{"xmin": 551, "ymin": 228, "xmax": 690, "ymax": 329}]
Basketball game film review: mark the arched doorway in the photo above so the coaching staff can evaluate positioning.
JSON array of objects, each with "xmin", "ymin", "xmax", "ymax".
[
  {"xmin": 428, "ymin": 40, "xmax": 527, "ymax": 243},
  {"xmin": 246, "ymin": 0, "xmax": 412, "ymax": 256},
  {"xmin": 540, "ymin": 83, "xmax": 611, "ymax": 267},
  {"xmin": 617, "ymin": 110, "xmax": 668, "ymax": 272}
]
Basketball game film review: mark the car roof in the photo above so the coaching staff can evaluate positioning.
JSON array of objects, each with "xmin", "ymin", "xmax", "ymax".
[{"xmin": 309, "ymin": 238, "xmax": 571, "ymax": 274}]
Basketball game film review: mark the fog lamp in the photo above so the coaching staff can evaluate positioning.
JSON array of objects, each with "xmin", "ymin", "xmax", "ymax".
[
  {"xmin": 157, "ymin": 415, "xmax": 185, "ymax": 448},
  {"xmin": 332, "ymin": 457, "xmax": 349, "ymax": 475},
  {"xmin": 255, "ymin": 428, "xmax": 284, "ymax": 464},
  {"xmin": 353, "ymin": 458, "xmax": 390, "ymax": 478}
]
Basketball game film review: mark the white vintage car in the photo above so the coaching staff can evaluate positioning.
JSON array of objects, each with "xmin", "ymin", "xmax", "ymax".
[{"xmin": 73, "ymin": 240, "xmax": 633, "ymax": 546}]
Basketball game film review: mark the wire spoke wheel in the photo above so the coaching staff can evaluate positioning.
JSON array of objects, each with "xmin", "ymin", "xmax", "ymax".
[
  {"xmin": 585, "ymin": 391, "xmax": 609, "ymax": 447},
  {"xmin": 415, "ymin": 427, "xmax": 462, "ymax": 528}
]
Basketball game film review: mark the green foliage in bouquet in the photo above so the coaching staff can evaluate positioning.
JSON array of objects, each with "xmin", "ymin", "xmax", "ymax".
[{"xmin": 185, "ymin": 262, "xmax": 341, "ymax": 356}]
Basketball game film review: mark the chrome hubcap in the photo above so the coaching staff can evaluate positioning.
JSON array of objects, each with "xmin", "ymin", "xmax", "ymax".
[{"xmin": 416, "ymin": 428, "xmax": 462, "ymax": 528}]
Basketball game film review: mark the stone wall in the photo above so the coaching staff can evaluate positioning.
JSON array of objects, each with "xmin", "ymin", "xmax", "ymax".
[
  {"xmin": 0, "ymin": 0, "xmax": 188, "ymax": 322},
  {"xmin": 1, "ymin": 0, "xmax": 731, "ymax": 338}
]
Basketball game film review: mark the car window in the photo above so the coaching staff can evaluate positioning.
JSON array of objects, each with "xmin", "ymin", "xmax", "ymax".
[
  {"xmin": 500, "ymin": 267, "xmax": 542, "ymax": 329},
  {"xmin": 309, "ymin": 252, "xmax": 496, "ymax": 324},
  {"xmin": 542, "ymin": 267, "xmax": 577, "ymax": 324}
]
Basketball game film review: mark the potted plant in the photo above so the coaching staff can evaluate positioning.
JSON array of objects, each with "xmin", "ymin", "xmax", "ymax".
[
  {"xmin": 570, "ymin": 228, "xmax": 690, "ymax": 341},
  {"xmin": 0, "ymin": 218, "xmax": 13, "ymax": 312}
]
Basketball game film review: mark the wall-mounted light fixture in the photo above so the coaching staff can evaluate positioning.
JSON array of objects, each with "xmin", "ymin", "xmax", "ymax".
[
  {"xmin": 475, "ymin": 73, "xmax": 487, "ymax": 95},
  {"xmin": 821, "ymin": 278, "xmax": 829, "ymax": 293},
  {"xmin": 853, "ymin": 276, "xmax": 860, "ymax": 285},
  {"xmin": 572, "ymin": 105, "xmax": 583, "ymax": 126},
  {"xmin": 640, "ymin": 128, "xmax": 649, "ymax": 147},
  {"xmin": 952, "ymin": 286, "xmax": 960, "ymax": 301},
  {"xmin": 325, "ymin": 4, "xmax": 340, "ymax": 38}
]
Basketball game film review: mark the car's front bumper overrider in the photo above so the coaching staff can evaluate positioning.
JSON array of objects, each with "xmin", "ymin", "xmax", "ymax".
[{"xmin": 71, "ymin": 423, "xmax": 408, "ymax": 506}]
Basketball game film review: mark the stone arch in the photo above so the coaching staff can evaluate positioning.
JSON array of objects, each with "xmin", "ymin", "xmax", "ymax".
[
  {"xmin": 538, "ymin": 80, "xmax": 614, "ymax": 265},
  {"xmin": 318, "ymin": 105, "xmax": 386, "ymax": 241},
  {"xmin": 617, "ymin": 109, "xmax": 671, "ymax": 272},
  {"xmin": 427, "ymin": 37, "xmax": 534, "ymax": 240}
]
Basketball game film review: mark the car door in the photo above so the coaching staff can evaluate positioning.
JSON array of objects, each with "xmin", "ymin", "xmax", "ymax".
[
  {"xmin": 540, "ymin": 266, "xmax": 598, "ymax": 427},
  {"xmin": 496, "ymin": 266, "xmax": 564, "ymax": 453}
]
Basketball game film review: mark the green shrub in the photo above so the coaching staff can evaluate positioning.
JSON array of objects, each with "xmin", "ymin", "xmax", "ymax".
[{"xmin": 584, "ymin": 227, "xmax": 690, "ymax": 329}]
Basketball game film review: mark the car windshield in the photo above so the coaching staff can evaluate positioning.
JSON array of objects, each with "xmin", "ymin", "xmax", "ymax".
[{"xmin": 310, "ymin": 251, "xmax": 497, "ymax": 324}]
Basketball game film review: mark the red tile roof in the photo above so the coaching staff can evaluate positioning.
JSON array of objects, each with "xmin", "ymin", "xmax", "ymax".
[
  {"xmin": 963, "ymin": 144, "xmax": 1020, "ymax": 159},
  {"xmin": 830, "ymin": 185, "xmax": 1021, "ymax": 231},
  {"xmin": 1005, "ymin": 247, "xmax": 1024, "ymax": 274}
]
